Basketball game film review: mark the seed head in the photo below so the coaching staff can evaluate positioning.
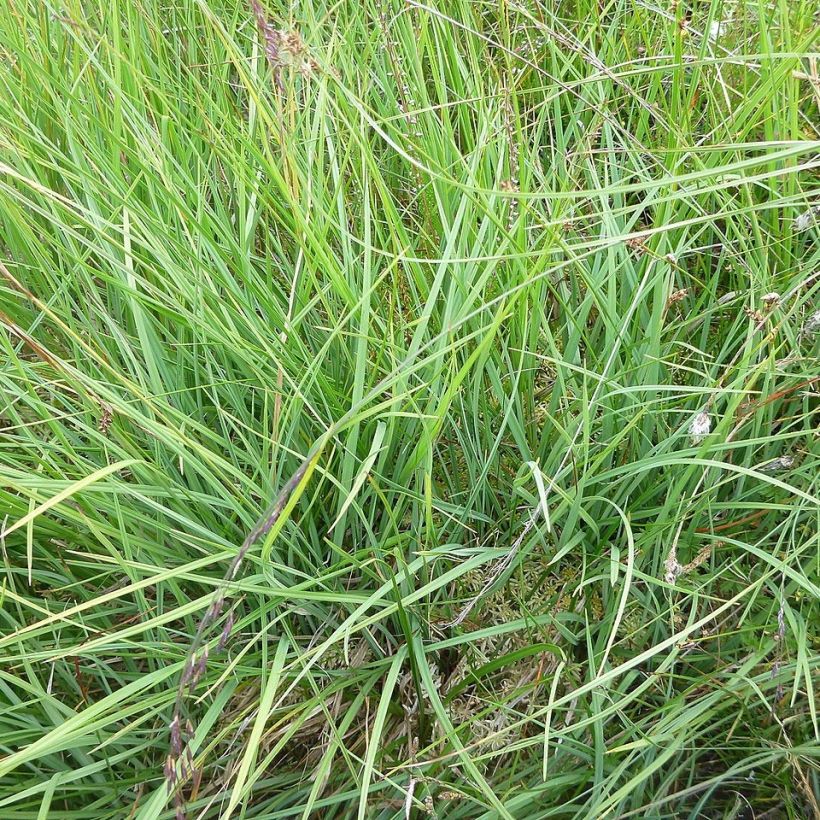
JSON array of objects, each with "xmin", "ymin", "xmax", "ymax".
[
  {"xmin": 794, "ymin": 205, "xmax": 819, "ymax": 232},
  {"xmin": 664, "ymin": 559, "xmax": 681, "ymax": 586},
  {"xmin": 191, "ymin": 647, "xmax": 208, "ymax": 684},
  {"xmin": 98, "ymin": 405, "xmax": 112, "ymax": 435},
  {"xmin": 218, "ymin": 611, "xmax": 235, "ymax": 651},
  {"xmin": 180, "ymin": 658, "xmax": 194, "ymax": 688},
  {"xmin": 626, "ymin": 235, "xmax": 647, "ymax": 253},
  {"xmin": 208, "ymin": 595, "xmax": 225, "ymax": 621},
  {"xmin": 800, "ymin": 308, "xmax": 820, "ymax": 338},
  {"xmin": 169, "ymin": 715, "xmax": 182, "ymax": 756},
  {"xmin": 760, "ymin": 455, "xmax": 794, "ymax": 473},
  {"xmin": 689, "ymin": 411, "xmax": 711, "ymax": 444},
  {"xmin": 776, "ymin": 605, "xmax": 786, "ymax": 642},
  {"xmin": 164, "ymin": 755, "xmax": 177, "ymax": 789},
  {"xmin": 707, "ymin": 20, "xmax": 727, "ymax": 41},
  {"xmin": 251, "ymin": 1, "xmax": 284, "ymax": 90}
]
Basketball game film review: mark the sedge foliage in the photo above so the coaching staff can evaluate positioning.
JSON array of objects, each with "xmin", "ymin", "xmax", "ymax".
[{"xmin": 0, "ymin": 0, "xmax": 818, "ymax": 817}]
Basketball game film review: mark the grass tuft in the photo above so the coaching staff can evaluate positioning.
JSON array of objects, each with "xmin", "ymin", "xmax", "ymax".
[{"xmin": 0, "ymin": 0, "xmax": 818, "ymax": 817}]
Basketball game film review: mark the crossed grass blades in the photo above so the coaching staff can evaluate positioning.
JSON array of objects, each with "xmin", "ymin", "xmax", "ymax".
[{"xmin": 0, "ymin": 0, "xmax": 818, "ymax": 817}]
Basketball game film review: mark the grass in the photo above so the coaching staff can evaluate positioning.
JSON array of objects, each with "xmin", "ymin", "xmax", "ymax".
[{"xmin": 0, "ymin": 0, "xmax": 818, "ymax": 816}]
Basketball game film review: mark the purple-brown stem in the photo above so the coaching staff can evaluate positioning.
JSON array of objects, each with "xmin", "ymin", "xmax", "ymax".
[
  {"xmin": 165, "ymin": 447, "xmax": 318, "ymax": 810},
  {"xmin": 251, "ymin": 0, "xmax": 285, "ymax": 92}
]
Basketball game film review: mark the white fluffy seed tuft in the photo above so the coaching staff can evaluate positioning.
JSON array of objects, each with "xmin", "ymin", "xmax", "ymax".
[{"xmin": 689, "ymin": 411, "xmax": 711, "ymax": 444}]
